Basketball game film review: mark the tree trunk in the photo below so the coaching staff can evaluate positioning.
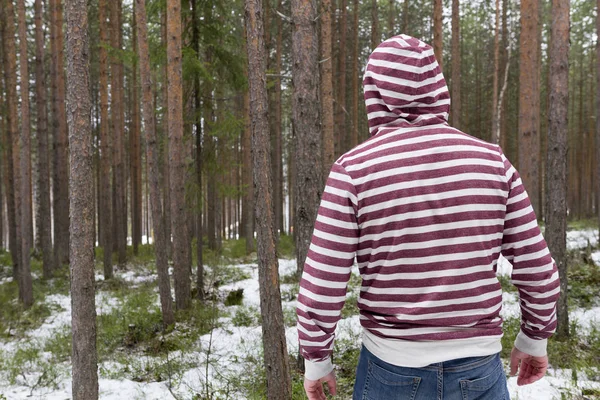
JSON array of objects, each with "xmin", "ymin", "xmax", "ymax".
[
  {"xmin": 387, "ymin": 0, "xmax": 394, "ymax": 37},
  {"xmin": 321, "ymin": 0, "xmax": 335, "ymax": 179},
  {"xmin": 136, "ymin": 0, "xmax": 176, "ymax": 327},
  {"xmin": 403, "ymin": 0, "xmax": 409, "ymax": 35},
  {"xmin": 50, "ymin": 0, "xmax": 70, "ymax": 267},
  {"xmin": 35, "ymin": 0, "xmax": 55, "ymax": 279},
  {"xmin": 336, "ymin": 0, "xmax": 347, "ymax": 155},
  {"xmin": 351, "ymin": 0, "xmax": 359, "ymax": 147},
  {"xmin": 244, "ymin": 0, "xmax": 292, "ymax": 397},
  {"xmin": 167, "ymin": 0, "xmax": 192, "ymax": 310},
  {"xmin": 491, "ymin": 0, "xmax": 501, "ymax": 144},
  {"xmin": 273, "ymin": 0, "xmax": 284, "ymax": 235},
  {"xmin": 2, "ymin": 0, "xmax": 22, "ymax": 283},
  {"xmin": 98, "ymin": 0, "xmax": 113, "ymax": 279},
  {"xmin": 371, "ymin": 0, "xmax": 379, "ymax": 50},
  {"xmin": 546, "ymin": 0, "xmax": 569, "ymax": 340},
  {"xmin": 597, "ymin": 0, "xmax": 600, "ymax": 232},
  {"xmin": 518, "ymin": 0, "xmax": 541, "ymax": 215},
  {"xmin": 131, "ymin": 3, "xmax": 142, "ymax": 256},
  {"xmin": 450, "ymin": 0, "xmax": 461, "ymax": 130},
  {"xmin": 110, "ymin": 0, "xmax": 126, "ymax": 266},
  {"xmin": 17, "ymin": 0, "xmax": 34, "ymax": 307},
  {"xmin": 242, "ymin": 23, "xmax": 255, "ymax": 254},
  {"xmin": 64, "ymin": 0, "xmax": 99, "ymax": 396},
  {"xmin": 433, "ymin": 0, "xmax": 443, "ymax": 70}
]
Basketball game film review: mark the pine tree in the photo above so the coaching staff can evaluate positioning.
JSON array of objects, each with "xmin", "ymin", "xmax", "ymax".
[{"xmin": 65, "ymin": 0, "xmax": 99, "ymax": 395}]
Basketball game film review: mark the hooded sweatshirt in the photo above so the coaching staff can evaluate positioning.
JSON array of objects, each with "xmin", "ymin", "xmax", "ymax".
[{"xmin": 296, "ymin": 35, "xmax": 560, "ymax": 381}]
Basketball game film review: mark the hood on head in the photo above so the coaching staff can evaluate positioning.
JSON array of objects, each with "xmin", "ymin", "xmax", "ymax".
[{"xmin": 363, "ymin": 34, "xmax": 450, "ymax": 137}]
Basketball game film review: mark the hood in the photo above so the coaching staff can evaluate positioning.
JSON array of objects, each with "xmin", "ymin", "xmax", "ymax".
[{"xmin": 363, "ymin": 34, "xmax": 450, "ymax": 137}]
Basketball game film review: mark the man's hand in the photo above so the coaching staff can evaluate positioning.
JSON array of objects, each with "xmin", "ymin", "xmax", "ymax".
[
  {"xmin": 510, "ymin": 347, "xmax": 548, "ymax": 386},
  {"xmin": 304, "ymin": 371, "xmax": 337, "ymax": 400}
]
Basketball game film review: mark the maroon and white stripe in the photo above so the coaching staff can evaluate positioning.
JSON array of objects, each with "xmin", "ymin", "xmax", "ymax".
[{"xmin": 297, "ymin": 35, "xmax": 559, "ymax": 379}]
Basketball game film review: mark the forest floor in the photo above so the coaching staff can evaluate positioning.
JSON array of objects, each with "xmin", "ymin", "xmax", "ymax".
[{"xmin": 0, "ymin": 227, "xmax": 599, "ymax": 400}]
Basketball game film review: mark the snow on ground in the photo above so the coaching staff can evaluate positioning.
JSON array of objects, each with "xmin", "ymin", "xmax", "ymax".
[{"xmin": 1, "ymin": 228, "xmax": 599, "ymax": 399}]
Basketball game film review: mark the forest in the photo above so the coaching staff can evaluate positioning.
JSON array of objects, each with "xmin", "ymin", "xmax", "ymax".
[{"xmin": 0, "ymin": 0, "xmax": 599, "ymax": 399}]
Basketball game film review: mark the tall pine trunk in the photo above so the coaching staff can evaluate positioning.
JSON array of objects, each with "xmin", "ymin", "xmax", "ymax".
[
  {"xmin": 65, "ymin": 0, "xmax": 99, "ymax": 395},
  {"xmin": 50, "ymin": 0, "xmax": 70, "ymax": 267},
  {"xmin": 2, "ymin": 0, "xmax": 22, "ymax": 283},
  {"xmin": 167, "ymin": 0, "xmax": 192, "ymax": 310},
  {"xmin": 131, "ymin": 4, "xmax": 142, "ymax": 256},
  {"xmin": 450, "ymin": 0, "xmax": 461, "ymax": 130},
  {"xmin": 35, "ymin": 0, "xmax": 55, "ymax": 278},
  {"xmin": 17, "ymin": 0, "xmax": 34, "ymax": 307},
  {"xmin": 242, "ymin": 23, "xmax": 254, "ymax": 254},
  {"xmin": 336, "ymin": 0, "xmax": 347, "ymax": 155},
  {"xmin": 546, "ymin": 0, "xmax": 569, "ymax": 340},
  {"xmin": 99, "ymin": 0, "xmax": 113, "ymax": 279},
  {"xmin": 110, "ymin": 0, "xmax": 126, "ymax": 266},
  {"xmin": 321, "ymin": 0, "xmax": 335, "ymax": 178},
  {"xmin": 136, "ymin": 0, "xmax": 176, "ymax": 327},
  {"xmin": 518, "ymin": 0, "xmax": 541, "ymax": 215},
  {"xmin": 433, "ymin": 0, "xmax": 443, "ymax": 70},
  {"xmin": 351, "ymin": 0, "xmax": 359, "ymax": 147},
  {"xmin": 244, "ymin": 0, "xmax": 292, "ymax": 396},
  {"xmin": 491, "ymin": 0, "xmax": 501, "ymax": 143},
  {"xmin": 597, "ymin": 0, "xmax": 600, "ymax": 233}
]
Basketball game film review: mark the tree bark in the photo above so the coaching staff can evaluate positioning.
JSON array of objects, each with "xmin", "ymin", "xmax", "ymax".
[
  {"xmin": 518, "ymin": 0, "xmax": 541, "ymax": 215},
  {"xmin": 131, "ymin": 3, "xmax": 142, "ymax": 256},
  {"xmin": 387, "ymin": 0, "xmax": 394, "ymax": 37},
  {"xmin": 491, "ymin": 0, "xmax": 501, "ymax": 144},
  {"xmin": 273, "ymin": 0, "xmax": 284, "ymax": 235},
  {"xmin": 98, "ymin": 0, "xmax": 113, "ymax": 279},
  {"xmin": 433, "ymin": 0, "xmax": 443, "ymax": 70},
  {"xmin": 351, "ymin": 0, "xmax": 359, "ymax": 147},
  {"xmin": 321, "ymin": 0, "xmax": 335, "ymax": 179},
  {"xmin": 403, "ymin": 0, "xmax": 409, "ymax": 35},
  {"xmin": 110, "ymin": 0, "xmax": 126, "ymax": 266},
  {"xmin": 50, "ymin": 0, "xmax": 70, "ymax": 267},
  {"xmin": 335, "ymin": 0, "xmax": 347, "ymax": 155},
  {"xmin": 167, "ymin": 0, "xmax": 192, "ymax": 310},
  {"xmin": 546, "ymin": 0, "xmax": 569, "ymax": 340},
  {"xmin": 450, "ymin": 0, "xmax": 461, "ymax": 130},
  {"xmin": 65, "ymin": 0, "xmax": 99, "ymax": 396},
  {"xmin": 244, "ymin": 0, "xmax": 292, "ymax": 397},
  {"xmin": 17, "ymin": 0, "xmax": 34, "ymax": 307},
  {"xmin": 136, "ymin": 0, "xmax": 176, "ymax": 327},
  {"xmin": 242, "ymin": 24, "xmax": 255, "ymax": 254},
  {"xmin": 35, "ymin": 0, "xmax": 55, "ymax": 279},
  {"xmin": 371, "ymin": 0, "xmax": 379, "ymax": 50},
  {"xmin": 2, "ymin": 0, "xmax": 22, "ymax": 283},
  {"xmin": 597, "ymin": 0, "xmax": 600, "ymax": 233}
]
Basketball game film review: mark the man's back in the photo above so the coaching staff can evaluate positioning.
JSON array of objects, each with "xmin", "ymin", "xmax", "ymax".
[{"xmin": 297, "ymin": 35, "xmax": 559, "ymax": 393}]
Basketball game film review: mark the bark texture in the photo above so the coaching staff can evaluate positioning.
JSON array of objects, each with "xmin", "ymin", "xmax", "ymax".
[
  {"xmin": 597, "ymin": 0, "xmax": 600, "ymax": 235},
  {"xmin": 99, "ymin": 0, "xmax": 113, "ymax": 279},
  {"xmin": 17, "ymin": 0, "xmax": 34, "ymax": 307},
  {"xmin": 335, "ymin": 0, "xmax": 347, "ymax": 155},
  {"xmin": 35, "ymin": 0, "xmax": 55, "ymax": 278},
  {"xmin": 167, "ymin": 0, "xmax": 192, "ymax": 310},
  {"xmin": 50, "ymin": 0, "xmax": 70, "ymax": 266},
  {"xmin": 450, "ymin": 0, "xmax": 461, "ymax": 130},
  {"xmin": 491, "ymin": 0, "xmax": 501, "ymax": 143},
  {"xmin": 244, "ymin": 0, "xmax": 292, "ymax": 397},
  {"xmin": 65, "ymin": 0, "xmax": 99, "ymax": 396},
  {"xmin": 351, "ymin": 0, "xmax": 359, "ymax": 147},
  {"xmin": 242, "ymin": 24, "xmax": 255, "ymax": 254},
  {"xmin": 3, "ymin": 0, "xmax": 22, "ymax": 283},
  {"xmin": 292, "ymin": 0, "xmax": 322, "ymax": 276},
  {"xmin": 433, "ymin": 0, "xmax": 443, "ymax": 70},
  {"xmin": 518, "ymin": 0, "xmax": 541, "ymax": 215},
  {"xmin": 135, "ymin": 0, "xmax": 175, "ymax": 327},
  {"xmin": 546, "ymin": 0, "xmax": 570, "ymax": 339},
  {"xmin": 131, "ymin": 3, "xmax": 142, "ymax": 256},
  {"xmin": 321, "ymin": 0, "xmax": 335, "ymax": 179},
  {"xmin": 371, "ymin": 0, "xmax": 379, "ymax": 50},
  {"xmin": 110, "ymin": 0, "xmax": 127, "ymax": 266}
]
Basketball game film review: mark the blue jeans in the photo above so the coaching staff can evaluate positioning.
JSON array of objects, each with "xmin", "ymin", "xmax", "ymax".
[{"xmin": 353, "ymin": 345, "xmax": 510, "ymax": 400}]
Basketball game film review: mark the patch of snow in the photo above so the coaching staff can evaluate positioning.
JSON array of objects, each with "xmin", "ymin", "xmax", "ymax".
[
  {"xmin": 592, "ymin": 251, "xmax": 600, "ymax": 266},
  {"xmin": 567, "ymin": 229, "xmax": 599, "ymax": 250},
  {"xmin": 0, "ymin": 276, "xmax": 13, "ymax": 285}
]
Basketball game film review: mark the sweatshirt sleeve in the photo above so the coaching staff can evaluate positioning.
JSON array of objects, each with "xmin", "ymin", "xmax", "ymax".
[
  {"xmin": 297, "ymin": 162, "xmax": 360, "ymax": 380},
  {"xmin": 499, "ymin": 151, "xmax": 560, "ymax": 357}
]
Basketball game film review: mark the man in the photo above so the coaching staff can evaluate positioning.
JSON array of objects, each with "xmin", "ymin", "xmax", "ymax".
[{"xmin": 297, "ymin": 35, "xmax": 559, "ymax": 400}]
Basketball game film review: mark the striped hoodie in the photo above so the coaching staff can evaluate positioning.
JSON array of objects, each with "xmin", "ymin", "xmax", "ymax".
[{"xmin": 297, "ymin": 35, "xmax": 560, "ymax": 381}]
